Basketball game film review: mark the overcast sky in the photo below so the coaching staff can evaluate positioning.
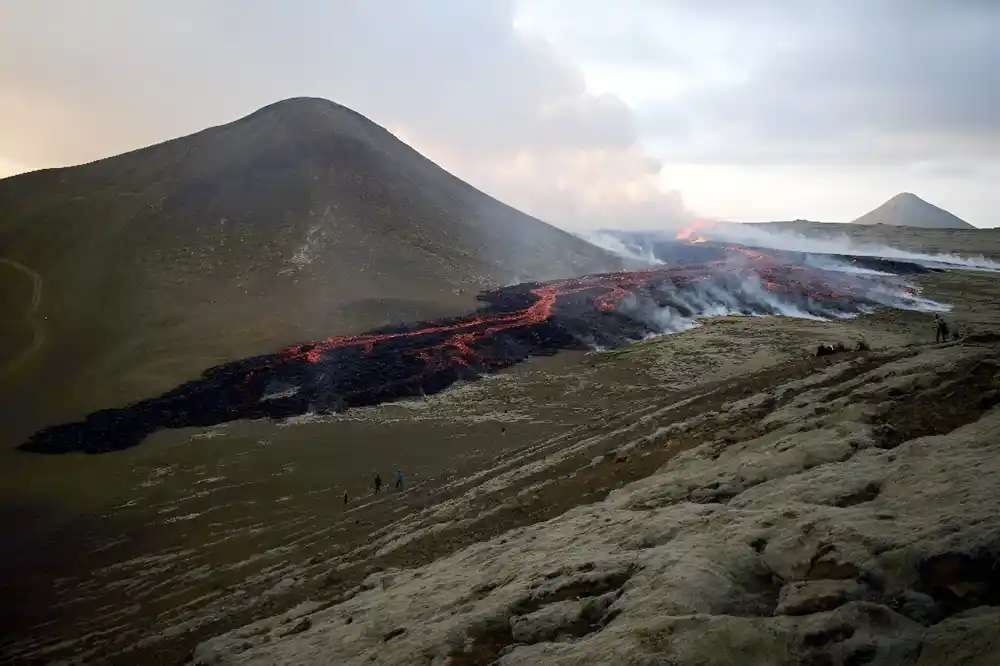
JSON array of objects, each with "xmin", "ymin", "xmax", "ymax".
[{"xmin": 1, "ymin": 1, "xmax": 997, "ymax": 229}]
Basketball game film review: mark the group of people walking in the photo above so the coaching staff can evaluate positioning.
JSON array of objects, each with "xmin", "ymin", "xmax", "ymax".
[
  {"xmin": 343, "ymin": 469, "xmax": 405, "ymax": 505},
  {"xmin": 373, "ymin": 469, "xmax": 404, "ymax": 494}
]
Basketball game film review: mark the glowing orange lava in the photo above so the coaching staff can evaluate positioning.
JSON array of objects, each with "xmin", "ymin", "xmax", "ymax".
[
  {"xmin": 280, "ymin": 274, "xmax": 619, "ymax": 366},
  {"xmin": 676, "ymin": 220, "xmax": 722, "ymax": 246},
  {"xmin": 273, "ymin": 243, "xmax": 860, "ymax": 373},
  {"xmin": 675, "ymin": 220, "xmax": 706, "ymax": 240}
]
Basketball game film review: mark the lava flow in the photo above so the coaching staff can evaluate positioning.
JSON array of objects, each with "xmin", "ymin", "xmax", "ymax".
[{"xmin": 20, "ymin": 242, "xmax": 944, "ymax": 454}]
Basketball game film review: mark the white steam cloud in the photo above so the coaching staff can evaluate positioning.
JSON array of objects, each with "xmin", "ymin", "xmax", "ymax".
[
  {"xmin": 575, "ymin": 231, "xmax": 664, "ymax": 267},
  {"xmin": 710, "ymin": 224, "xmax": 1000, "ymax": 273},
  {"xmin": 614, "ymin": 267, "xmax": 946, "ymax": 339},
  {"xmin": 575, "ymin": 226, "xmax": 955, "ymax": 345},
  {"xmin": 580, "ymin": 224, "xmax": 1000, "ymax": 273}
]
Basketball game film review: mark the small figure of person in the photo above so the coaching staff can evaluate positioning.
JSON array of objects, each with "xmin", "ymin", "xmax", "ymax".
[
  {"xmin": 343, "ymin": 490, "xmax": 349, "ymax": 505},
  {"xmin": 395, "ymin": 469, "xmax": 404, "ymax": 490},
  {"xmin": 934, "ymin": 314, "xmax": 950, "ymax": 343},
  {"xmin": 373, "ymin": 472, "xmax": 382, "ymax": 495}
]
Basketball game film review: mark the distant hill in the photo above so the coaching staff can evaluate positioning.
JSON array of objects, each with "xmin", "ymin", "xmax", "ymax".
[
  {"xmin": 0, "ymin": 97, "xmax": 619, "ymax": 440},
  {"xmin": 851, "ymin": 192, "xmax": 975, "ymax": 229}
]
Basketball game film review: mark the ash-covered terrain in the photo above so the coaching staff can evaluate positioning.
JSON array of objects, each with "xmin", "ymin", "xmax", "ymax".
[
  {"xmin": 194, "ymin": 332, "xmax": 1000, "ymax": 666},
  {"xmin": 4, "ymin": 221, "xmax": 999, "ymax": 666}
]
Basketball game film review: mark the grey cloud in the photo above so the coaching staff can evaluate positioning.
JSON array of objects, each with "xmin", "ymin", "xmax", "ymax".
[
  {"xmin": 4, "ymin": 0, "xmax": 994, "ymax": 227},
  {"xmin": 0, "ymin": 0, "xmax": 688, "ymax": 228},
  {"xmin": 520, "ymin": 2, "xmax": 690, "ymax": 67},
  {"xmin": 635, "ymin": 0, "xmax": 1000, "ymax": 166}
]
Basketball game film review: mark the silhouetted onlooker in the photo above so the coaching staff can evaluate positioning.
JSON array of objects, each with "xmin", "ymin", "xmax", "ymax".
[{"xmin": 935, "ymin": 314, "xmax": 949, "ymax": 343}]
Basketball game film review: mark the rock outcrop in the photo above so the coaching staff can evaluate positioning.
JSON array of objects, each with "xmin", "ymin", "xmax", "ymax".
[{"xmin": 192, "ymin": 342, "xmax": 1000, "ymax": 665}]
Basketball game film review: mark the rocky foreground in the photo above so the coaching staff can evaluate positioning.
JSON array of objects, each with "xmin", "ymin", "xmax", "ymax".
[{"xmin": 192, "ymin": 334, "xmax": 1000, "ymax": 666}]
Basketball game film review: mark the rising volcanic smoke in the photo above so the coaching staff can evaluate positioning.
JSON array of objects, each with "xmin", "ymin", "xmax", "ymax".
[
  {"xmin": 21, "ymin": 240, "xmax": 946, "ymax": 454},
  {"xmin": 583, "ymin": 220, "xmax": 1000, "ymax": 273}
]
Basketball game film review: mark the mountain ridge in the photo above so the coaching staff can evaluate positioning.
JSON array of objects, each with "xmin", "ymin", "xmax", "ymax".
[
  {"xmin": 851, "ymin": 192, "xmax": 975, "ymax": 229},
  {"xmin": 0, "ymin": 96, "xmax": 620, "ymax": 442}
]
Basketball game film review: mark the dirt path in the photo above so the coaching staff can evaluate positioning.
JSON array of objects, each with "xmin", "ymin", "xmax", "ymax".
[{"xmin": 0, "ymin": 258, "xmax": 44, "ymax": 376}]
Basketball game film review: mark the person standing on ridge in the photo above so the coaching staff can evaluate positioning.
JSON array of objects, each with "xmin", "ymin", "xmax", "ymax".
[
  {"xmin": 373, "ymin": 472, "xmax": 382, "ymax": 495},
  {"xmin": 934, "ymin": 314, "xmax": 949, "ymax": 343},
  {"xmin": 343, "ymin": 490, "xmax": 349, "ymax": 505},
  {"xmin": 395, "ymin": 469, "xmax": 404, "ymax": 491}
]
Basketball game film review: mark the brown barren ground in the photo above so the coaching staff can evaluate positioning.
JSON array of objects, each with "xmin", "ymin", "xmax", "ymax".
[{"xmin": 3, "ymin": 264, "xmax": 999, "ymax": 665}]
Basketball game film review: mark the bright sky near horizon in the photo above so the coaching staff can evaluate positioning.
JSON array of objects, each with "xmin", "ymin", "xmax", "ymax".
[{"xmin": 1, "ymin": 1, "xmax": 997, "ymax": 228}]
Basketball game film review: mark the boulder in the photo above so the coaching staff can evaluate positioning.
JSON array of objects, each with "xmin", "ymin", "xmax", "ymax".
[{"xmin": 775, "ymin": 580, "xmax": 866, "ymax": 616}]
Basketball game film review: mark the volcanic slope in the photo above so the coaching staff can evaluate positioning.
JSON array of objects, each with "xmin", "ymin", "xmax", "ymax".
[
  {"xmin": 851, "ymin": 192, "xmax": 976, "ymax": 229},
  {"xmin": 0, "ymin": 97, "xmax": 618, "ymax": 443}
]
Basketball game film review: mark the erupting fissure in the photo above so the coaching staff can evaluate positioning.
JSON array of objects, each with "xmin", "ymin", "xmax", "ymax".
[{"xmin": 20, "ymin": 243, "xmax": 943, "ymax": 454}]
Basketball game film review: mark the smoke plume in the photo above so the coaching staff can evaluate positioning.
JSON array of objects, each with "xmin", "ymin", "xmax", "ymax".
[{"xmin": 581, "ymin": 224, "xmax": 1000, "ymax": 273}]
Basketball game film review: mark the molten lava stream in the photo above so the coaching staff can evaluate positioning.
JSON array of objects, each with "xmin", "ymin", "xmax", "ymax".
[
  {"xmin": 18, "ymin": 241, "xmax": 944, "ymax": 457},
  {"xmin": 280, "ymin": 278, "xmax": 581, "ymax": 365},
  {"xmin": 274, "ymin": 248, "xmax": 849, "ymax": 381}
]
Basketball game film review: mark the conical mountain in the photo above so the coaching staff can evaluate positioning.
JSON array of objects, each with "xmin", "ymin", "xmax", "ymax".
[
  {"xmin": 0, "ymin": 97, "xmax": 618, "ymax": 439},
  {"xmin": 851, "ymin": 192, "xmax": 975, "ymax": 229}
]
